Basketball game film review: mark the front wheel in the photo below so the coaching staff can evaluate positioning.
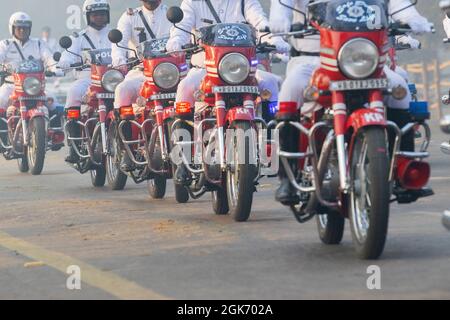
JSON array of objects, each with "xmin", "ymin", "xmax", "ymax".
[
  {"xmin": 316, "ymin": 208, "xmax": 345, "ymax": 245},
  {"xmin": 27, "ymin": 117, "xmax": 46, "ymax": 175},
  {"xmin": 17, "ymin": 153, "xmax": 29, "ymax": 173},
  {"xmin": 90, "ymin": 126, "xmax": 106, "ymax": 187},
  {"xmin": 349, "ymin": 127, "xmax": 390, "ymax": 260},
  {"xmin": 106, "ymin": 122, "xmax": 128, "ymax": 190},
  {"xmin": 148, "ymin": 175, "xmax": 167, "ymax": 199},
  {"xmin": 226, "ymin": 121, "xmax": 257, "ymax": 222}
]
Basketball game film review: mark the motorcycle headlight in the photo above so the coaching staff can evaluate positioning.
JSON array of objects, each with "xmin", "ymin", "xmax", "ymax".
[
  {"xmin": 338, "ymin": 38, "xmax": 379, "ymax": 79},
  {"xmin": 102, "ymin": 70, "xmax": 124, "ymax": 93},
  {"xmin": 153, "ymin": 63, "xmax": 180, "ymax": 90},
  {"xmin": 218, "ymin": 53, "xmax": 250, "ymax": 85},
  {"xmin": 23, "ymin": 77, "xmax": 42, "ymax": 96}
]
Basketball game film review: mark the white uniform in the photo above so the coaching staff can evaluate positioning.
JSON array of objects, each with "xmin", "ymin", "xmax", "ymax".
[
  {"xmin": 444, "ymin": 16, "xmax": 450, "ymax": 38},
  {"xmin": 112, "ymin": 5, "xmax": 172, "ymax": 109},
  {"xmin": 166, "ymin": 0, "xmax": 281, "ymax": 108},
  {"xmin": 270, "ymin": 0, "xmax": 432, "ymax": 112},
  {"xmin": 58, "ymin": 26, "xmax": 111, "ymax": 109},
  {"xmin": 0, "ymin": 38, "xmax": 55, "ymax": 110}
]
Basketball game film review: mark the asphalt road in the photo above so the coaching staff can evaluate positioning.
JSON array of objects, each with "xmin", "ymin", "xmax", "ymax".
[{"xmin": 0, "ymin": 119, "xmax": 450, "ymax": 300}]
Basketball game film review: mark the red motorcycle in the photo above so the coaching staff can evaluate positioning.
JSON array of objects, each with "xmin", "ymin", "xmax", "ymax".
[
  {"xmin": 56, "ymin": 36, "xmax": 124, "ymax": 187},
  {"xmin": 272, "ymin": 0, "xmax": 431, "ymax": 259},
  {"xmin": 106, "ymin": 30, "xmax": 186, "ymax": 199},
  {"xmin": 0, "ymin": 59, "xmax": 64, "ymax": 175},
  {"xmin": 167, "ymin": 7, "xmax": 275, "ymax": 221}
]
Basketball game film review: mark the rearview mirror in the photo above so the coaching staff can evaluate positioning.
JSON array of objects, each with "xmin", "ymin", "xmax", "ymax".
[
  {"xmin": 167, "ymin": 6, "xmax": 184, "ymax": 24},
  {"xmin": 108, "ymin": 29, "xmax": 123, "ymax": 44},
  {"xmin": 53, "ymin": 52, "xmax": 61, "ymax": 62},
  {"xmin": 59, "ymin": 36, "xmax": 72, "ymax": 50}
]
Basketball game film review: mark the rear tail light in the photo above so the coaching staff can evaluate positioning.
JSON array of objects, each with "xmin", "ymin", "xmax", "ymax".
[
  {"xmin": 67, "ymin": 108, "xmax": 80, "ymax": 120},
  {"xmin": 396, "ymin": 156, "xmax": 430, "ymax": 190},
  {"xmin": 176, "ymin": 102, "xmax": 192, "ymax": 115},
  {"xmin": 120, "ymin": 106, "xmax": 135, "ymax": 119}
]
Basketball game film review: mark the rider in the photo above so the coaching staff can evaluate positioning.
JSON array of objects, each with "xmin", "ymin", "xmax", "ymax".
[
  {"xmin": 0, "ymin": 12, "xmax": 58, "ymax": 151},
  {"xmin": 112, "ymin": 0, "xmax": 173, "ymax": 171},
  {"xmin": 269, "ymin": 0, "xmax": 434, "ymax": 204},
  {"xmin": 58, "ymin": 0, "xmax": 112, "ymax": 164},
  {"xmin": 165, "ymin": 0, "xmax": 291, "ymax": 183}
]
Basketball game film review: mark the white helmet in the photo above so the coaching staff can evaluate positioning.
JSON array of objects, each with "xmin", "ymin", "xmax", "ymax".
[
  {"xmin": 9, "ymin": 12, "xmax": 32, "ymax": 37},
  {"xmin": 83, "ymin": 0, "xmax": 110, "ymax": 26}
]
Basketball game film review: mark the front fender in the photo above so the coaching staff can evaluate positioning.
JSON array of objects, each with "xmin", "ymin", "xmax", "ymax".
[
  {"xmin": 28, "ymin": 107, "xmax": 47, "ymax": 120},
  {"xmin": 345, "ymin": 108, "xmax": 386, "ymax": 133},
  {"xmin": 227, "ymin": 107, "xmax": 253, "ymax": 124}
]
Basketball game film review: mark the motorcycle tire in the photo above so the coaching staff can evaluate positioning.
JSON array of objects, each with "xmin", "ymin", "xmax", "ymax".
[
  {"xmin": 226, "ymin": 121, "xmax": 257, "ymax": 222},
  {"xmin": 349, "ymin": 127, "xmax": 390, "ymax": 260},
  {"xmin": 90, "ymin": 126, "xmax": 106, "ymax": 187},
  {"xmin": 106, "ymin": 122, "xmax": 128, "ymax": 190},
  {"xmin": 28, "ymin": 117, "xmax": 46, "ymax": 175}
]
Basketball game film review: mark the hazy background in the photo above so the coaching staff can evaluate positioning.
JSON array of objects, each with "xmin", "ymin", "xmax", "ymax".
[{"xmin": 0, "ymin": 0, "xmax": 444, "ymax": 62}]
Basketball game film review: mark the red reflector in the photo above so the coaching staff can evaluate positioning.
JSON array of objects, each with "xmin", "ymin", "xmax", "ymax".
[
  {"xmin": 67, "ymin": 109, "xmax": 80, "ymax": 120},
  {"xmin": 278, "ymin": 102, "xmax": 297, "ymax": 114},
  {"xmin": 176, "ymin": 102, "xmax": 192, "ymax": 114},
  {"xmin": 120, "ymin": 106, "xmax": 134, "ymax": 118},
  {"xmin": 397, "ymin": 156, "xmax": 430, "ymax": 190}
]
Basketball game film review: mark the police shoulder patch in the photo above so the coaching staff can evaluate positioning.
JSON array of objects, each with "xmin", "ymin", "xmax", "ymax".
[{"xmin": 127, "ymin": 8, "xmax": 136, "ymax": 16}]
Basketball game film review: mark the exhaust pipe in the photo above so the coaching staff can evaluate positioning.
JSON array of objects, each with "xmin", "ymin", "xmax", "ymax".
[{"xmin": 396, "ymin": 156, "xmax": 430, "ymax": 190}]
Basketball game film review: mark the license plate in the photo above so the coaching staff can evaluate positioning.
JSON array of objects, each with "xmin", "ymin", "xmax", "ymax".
[
  {"xmin": 96, "ymin": 93, "xmax": 115, "ymax": 99},
  {"xmin": 150, "ymin": 93, "xmax": 176, "ymax": 101},
  {"xmin": 329, "ymin": 79, "xmax": 389, "ymax": 91},
  {"xmin": 213, "ymin": 86, "xmax": 259, "ymax": 94}
]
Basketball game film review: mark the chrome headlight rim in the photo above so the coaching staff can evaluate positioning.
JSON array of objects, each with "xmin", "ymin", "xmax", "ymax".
[
  {"xmin": 218, "ymin": 53, "xmax": 251, "ymax": 85},
  {"xmin": 153, "ymin": 62, "xmax": 180, "ymax": 90},
  {"xmin": 338, "ymin": 38, "xmax": 379, "ymax": 80},
  {"xmin": 101, "ymin": 69, "xmax": 124, "ymax": 93},
  {"xmin": 22, "ymin": 77, "xmax": 42, "ymax": 96}
]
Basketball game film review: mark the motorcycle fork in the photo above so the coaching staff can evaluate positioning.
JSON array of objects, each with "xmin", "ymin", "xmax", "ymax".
[
  {"xmin": 215, "ymin": 93, "xmax": 226, "ymax": 171},
  {"xmin": 154, "ymin": 103, "xmax": 168, "ymax": 161},
  {"xmin": 19, "ymin": 104, "xmax": 29, "ymax": 146},
  {"xmin": 331, "ymin": 91, "xmax": 349, "ymax": 193},
  {"xmin": 98, "ymin": 102, "xmax": 108, "ymax": 155}
]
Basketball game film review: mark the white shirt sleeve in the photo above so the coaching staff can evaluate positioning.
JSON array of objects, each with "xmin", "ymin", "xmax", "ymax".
[
  {"xmin": 389, "ymin": 0, "xmax": 425, "ymax": 24},
  {"xmin": 0, "ymin": 40, "xmax": 10, "ymax": 64},
  {"xmin": 112, "ymin": 12, "xmax": 132, "ymax": 66},
  {"xmin": 244, "ymin": 0, "xmax": 270, "ymax": 30},
  {"xmin": 167, "ymin": 0, "xmax": 197, "ymax": 49}
]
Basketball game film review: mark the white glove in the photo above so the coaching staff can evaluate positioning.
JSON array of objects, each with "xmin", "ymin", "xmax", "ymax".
[
  {"xmin": 269, "ymin": 17, "xmax": 291, "ymax": 34},
  {"xmin": 270, "ymin": 37, "xmax": 291, "ymax": 54},
  {"xmin": 408, "ymin": 16, "xmax": 433, "ymax": 35},
  {"xmin": 397, "ymin": 35, "xmax": 421, "ymax": 49},
  {"xmin": 166, "ymin": 39, "xmax": 182, "ymax": 53}
]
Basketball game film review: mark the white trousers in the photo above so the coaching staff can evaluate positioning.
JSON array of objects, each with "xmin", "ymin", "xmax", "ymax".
[
  {"xmin": 65, "ymin": 77, "xmax": 92, "ymax": 109},
  {"xmin": 114, "ymin": 69, "xmax": 145, "ymax": 109},
  {"xmin": 175, "ymin": 67, "xmax": 280, "ymax": 109},
  {"xmin": 0, "ymin": 84, "xmax": 14, "ymax": 110},
  {"xmin": 279, "ymin": 56, "xmax": 411, "ymax": 111}
]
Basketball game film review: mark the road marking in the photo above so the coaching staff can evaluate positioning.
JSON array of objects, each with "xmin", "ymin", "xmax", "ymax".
[{"xmin": 0, "ymin": 230, "xmax": 169, "ymax": 300}]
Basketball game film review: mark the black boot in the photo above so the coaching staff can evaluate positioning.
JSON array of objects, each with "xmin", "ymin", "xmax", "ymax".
[
  {"xmin": 275, "ymin": 178, "xmax": 299, "ymax": 205},
  {"xmin": 65, "ymin": 121, "xmax": 80, "ymax": 164},
  {"xmin": 174, "ymin": 164, "xmax": 191, "ymax": 186},
  {"xmin": 65, "ymin": 147, "xmax": 79, "ymax": 164},
  {"xmin": 275, "ymin": 117, "xmax": 300, "ymax": 205},
  {"xmin": 120, "ymin": 152, "xmax": 135, "ymax": 172}
]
